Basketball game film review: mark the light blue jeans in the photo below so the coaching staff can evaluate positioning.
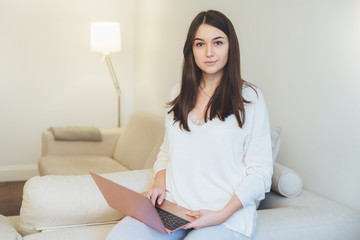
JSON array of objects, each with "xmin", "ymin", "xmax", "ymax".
[{"xmin": 107, "ymin": 216, "xmax": 249, "ymax": 240}]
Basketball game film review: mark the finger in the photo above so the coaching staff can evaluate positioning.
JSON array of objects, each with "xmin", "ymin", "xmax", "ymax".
[
  {"xmin": 183, "ymin": 220, "xmax": 199, "ymax": 230},
  {"xmin": 157, "ymin": 192, "xmax": 165, "ymax": 205},
  {"xmin": 183, "ymin": 222, "xmax": 194, "ymax": 230},
  {"xmin": 145, "ymin": 190, "xmax": 152, "ymax": 199},
  {"xmin": 182, "ymin": 224, "xmax": 190, "ymax": 230},
  {"xmin": 151, "ymin": 192, "xmax": 160, "ymax": 206},
  {"xmin": 186, "ymin": 210, "xmax": 201, "ymax": 217}
]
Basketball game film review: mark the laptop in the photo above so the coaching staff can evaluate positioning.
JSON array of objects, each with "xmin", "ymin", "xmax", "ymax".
[{"xmin": 89, "ymin": 172, "xmax": 194, "ymax": 233}]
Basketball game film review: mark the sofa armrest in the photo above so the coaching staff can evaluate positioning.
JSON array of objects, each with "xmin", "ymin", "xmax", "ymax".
[
  {"xmin": 0, "ymin": 215, "xmax": 23, "ymax": 240},
  {"xmin": 19, "ymin": 169, "xmax": 154, "ymax": 236},
  {"xmin": 41, "ymin": 128, "xmax": 123, "ymax": 157}
]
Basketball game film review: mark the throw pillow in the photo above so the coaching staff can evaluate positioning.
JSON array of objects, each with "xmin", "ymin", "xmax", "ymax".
[{"xmin": 271, "ymin": 162, "xmax": 303, "ymax": 198}]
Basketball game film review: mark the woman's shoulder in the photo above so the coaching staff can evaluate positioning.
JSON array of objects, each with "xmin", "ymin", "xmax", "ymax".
[{"xmin": 242, "ymin": 84, "xmax": 263, "ymax": 102}]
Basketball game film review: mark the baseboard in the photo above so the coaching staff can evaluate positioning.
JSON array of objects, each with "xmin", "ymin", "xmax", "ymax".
[{"xmin": 0, "ymin": 164, "xmax": 39, "ymax": 182}]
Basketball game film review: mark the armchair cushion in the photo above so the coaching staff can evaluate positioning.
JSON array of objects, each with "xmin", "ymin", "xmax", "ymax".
[
  {"xmin": 38, "ymin": 156, "xmax": 129, "ymax": 176},
  {"xmin": 113, "ymin": 112, "xmax": 165, "ymax": 170},
  {"xmin": 48, "ymin": 127, "xmax": 102, "ymax": 142},
  {"xmin": 19, "ymin": 169, "xmax": 154, "ymax": 236},
  {"xmin": 41, "ymin": 128, "xmax": 122, "ymax": 157}
]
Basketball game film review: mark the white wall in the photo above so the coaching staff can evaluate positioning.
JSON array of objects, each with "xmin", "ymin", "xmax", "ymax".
[
  {"xmin": 0, "ymin": 0, "xmax": 136, "ymax": 180},
  {"xmin": 134, "ymin": 0, "xmax": 360, "ymax": 211},
  {"xmin": 238, "ymin": 0, "xmax": 360, "ymax": 212}
]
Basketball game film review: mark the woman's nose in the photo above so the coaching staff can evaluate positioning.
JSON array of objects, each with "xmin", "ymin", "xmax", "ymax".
[{"xmin": 206, "ymin": 45, "xmax": 214, "ymax": 57}]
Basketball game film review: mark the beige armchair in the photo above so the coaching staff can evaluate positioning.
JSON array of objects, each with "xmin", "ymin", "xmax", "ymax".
[{"xmin": 38, "ymin": 111, "xmax": 165, "ymax": 176}]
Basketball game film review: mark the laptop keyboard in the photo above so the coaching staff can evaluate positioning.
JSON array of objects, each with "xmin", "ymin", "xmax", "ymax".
[{"xmin": 155, "ymin": 207, "xmax": 190, "ymax": 231}]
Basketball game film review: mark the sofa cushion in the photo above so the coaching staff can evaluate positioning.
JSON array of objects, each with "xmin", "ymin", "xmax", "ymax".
[
  {"xmin": 19, "ymin": 169, "xmax": 154, "ymax": 236},
  {"xmin": 22, "ymin": 224, "xmax": 116, "ymax": 240},
  {"xmin": 7, "ymin": 216, "xmax": 20, "ymax": 232},
  {"xmin": 271, "ymin": 162, "xmax": 302, "ymax": 198},
  {"xmin": 113, "ymin": 112, "xmax": 165, "ymax": 170},
  {"xmin": 255, "ymin": 190, "xmax": 360, "ymax": 240},
  {"xmin": 0, "ymin": 215, "xmax": 23, "ymax": 240},
  {"xmin": 38, "ymin": 156, "xmax": 129, "ymax": 176}
]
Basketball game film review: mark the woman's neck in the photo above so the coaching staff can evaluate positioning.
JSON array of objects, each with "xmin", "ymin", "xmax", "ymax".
[{"xmin": 200, "ymin": 72, "xmax": 223, "ymax": 94}]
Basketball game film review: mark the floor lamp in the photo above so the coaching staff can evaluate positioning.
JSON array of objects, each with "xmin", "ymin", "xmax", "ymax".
[{"xmin": 90, "ymin": 22, "xmax": 122, "ymax": 127}]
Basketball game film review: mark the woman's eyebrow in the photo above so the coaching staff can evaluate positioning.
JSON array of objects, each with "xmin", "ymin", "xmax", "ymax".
[
  {"xmin": 213, "ymin": 36, "xmax": 225, "ymax": 41},
  {"xmin": 194, "ymin": 36, "xmax": 225, "ymax": 41}
]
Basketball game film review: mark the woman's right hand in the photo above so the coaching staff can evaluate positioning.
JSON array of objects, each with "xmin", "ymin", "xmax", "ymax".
[
  {"xmin": 144, "ymin": 184, "xmax": 166, "ymax": 206},
  {"xmin": 144, "ymin": 169, "xmax": 166, "ymax": 206}
]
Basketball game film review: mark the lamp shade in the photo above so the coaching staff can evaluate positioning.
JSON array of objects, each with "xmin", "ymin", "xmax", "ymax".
[{"xmin": 90, "ymin": 22, "xmax": 121, "ymax": 55}]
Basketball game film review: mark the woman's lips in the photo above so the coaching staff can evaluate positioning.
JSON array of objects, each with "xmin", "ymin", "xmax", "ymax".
[{"xmin": 205, "ymin": 61, "xmax": 217, "ymax": 66}]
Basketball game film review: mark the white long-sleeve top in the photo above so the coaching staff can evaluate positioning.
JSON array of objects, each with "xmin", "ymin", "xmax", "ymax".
[{"xmin": 153, "ymin": 84, "xmax": 273, "ymax": 237}]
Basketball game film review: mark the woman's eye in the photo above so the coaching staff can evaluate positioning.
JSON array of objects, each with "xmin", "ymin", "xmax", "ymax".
[
  {"xmin": 195, "ymin": 42, "xmax": 205, "ymax": 47},
  {"xmin": 214, "ymin": 41, "xmax": 223, "ymax": 46}
]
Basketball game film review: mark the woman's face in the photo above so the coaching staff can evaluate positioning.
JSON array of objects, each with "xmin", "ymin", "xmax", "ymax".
[{"xmin": 192, "ymin": 23, "xmax": 229, "ymax": 79}]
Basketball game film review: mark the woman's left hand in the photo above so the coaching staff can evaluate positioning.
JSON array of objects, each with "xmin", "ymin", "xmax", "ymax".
[{"xmin": 183, "ymin": 209, "xmax": 227, "ymax": 230}]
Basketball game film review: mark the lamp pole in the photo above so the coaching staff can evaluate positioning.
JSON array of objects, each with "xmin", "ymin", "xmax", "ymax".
[
  {"xmin": 104, "ymin": 55, "xmax": 121, "ymax": 127},
  {"xmin": 90, "ymin": 22, "xmax": 122, "ymax": 128}
]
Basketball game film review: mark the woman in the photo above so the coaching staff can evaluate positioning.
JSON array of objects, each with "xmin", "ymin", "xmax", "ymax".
[{"xmin": 107, "ymin": 10, "xmax": 272, "ymax": 240}]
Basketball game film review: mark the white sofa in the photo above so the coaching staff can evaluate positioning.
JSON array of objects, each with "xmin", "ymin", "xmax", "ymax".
[
  {"xmin": 2, "ymin": 168, "xmax": 360, "ymax": 240},
  {"xmin": 1, "ymin": 112, "xmax": 360, "ymax": 240}
]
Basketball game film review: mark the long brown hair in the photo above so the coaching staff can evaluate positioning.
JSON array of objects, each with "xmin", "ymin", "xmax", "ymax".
[{"xmin": 168, "ymin": 10, "xmax": 255, "ymax": 131}]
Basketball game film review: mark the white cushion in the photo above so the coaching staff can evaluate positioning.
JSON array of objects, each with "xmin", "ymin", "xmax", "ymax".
[
  {"xmin": 270, "ymin": 127, "xmax": 281, "ymax": 162},
  {"xmin": 19, "ymin": 169, "xmax": 154, "ymax": 236},
  {"xmin": 113, "ymin": 112, "xmax": 165, "ymax": 170},
  {"xmin": 271, "ymin": 162, "xmax": 303, "ymax": 198},
  {"xmin": 38, "ymin": 155, "xmax": 129, "ymax": 176},
  {"xmin": 255, "ymin": 190, "xmax": 360, "ymax": 240},
  {"xmin": 0, "ymin": 215, "xmax": 22, "ymax": 240},
  {"xmin": 22, "ymin": 224, "xmax": 116, "ymax": 240}
]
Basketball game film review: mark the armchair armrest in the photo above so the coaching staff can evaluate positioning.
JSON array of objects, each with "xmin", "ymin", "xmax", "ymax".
[
  {"xmin": 41, "ymin": 128, "xmax": 123, "ymax": 157},
  {"xmin": 19, "ymin": 169, "xmax": 154, "ymax": 236}
]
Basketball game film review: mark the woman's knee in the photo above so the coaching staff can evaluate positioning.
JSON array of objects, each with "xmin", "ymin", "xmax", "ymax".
[
  {"xmin": 106, "ymin": 216, "xmax": 146, "ymax": 240},
  {"xmin": 106, "ymin": 216, "xmax": 187, "ymax": 240},
  {"xmin": 184, "ymin": 225, "xmax": 248, "ymax": 240}
]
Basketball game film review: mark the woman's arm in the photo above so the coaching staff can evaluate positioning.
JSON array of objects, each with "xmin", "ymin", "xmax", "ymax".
[
  {"xmin": 235, "ymin": 89, "xmax": 273, "ymax": 208},
  {"xmin": 145, "ymin": 169, "xmax": 166, "ymax": 206},
  {"xmin": 147, "ymin": 126, "xmax": 170, "ymax": 206},
  {"xmin": 219, "ymin": 194, "xmax": 244, "ymax": 219},
  {"xmin": 184, "ymin": 194, "xmax": 243, "ymax": 229}
]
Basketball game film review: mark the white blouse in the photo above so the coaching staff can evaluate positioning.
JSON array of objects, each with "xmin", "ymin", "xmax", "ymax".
[{"xmin": 153, "ymin": 84, "xmax": 273, "ymax": 237}]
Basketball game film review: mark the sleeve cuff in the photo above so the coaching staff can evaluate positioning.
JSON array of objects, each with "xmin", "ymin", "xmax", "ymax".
[{"xmin": 235, "ymin": 174, "xmax": 268, "ymax": 208}]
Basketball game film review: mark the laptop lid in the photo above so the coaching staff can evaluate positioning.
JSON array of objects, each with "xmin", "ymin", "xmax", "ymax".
[{"xmin": 89, "ymin": 172, "xmax": 167, "ymax": 233}]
